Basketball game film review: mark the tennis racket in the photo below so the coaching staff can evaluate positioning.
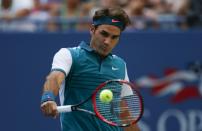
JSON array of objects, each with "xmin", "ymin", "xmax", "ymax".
[{"xmin": 57, "ymin": 79, "xmax": 144, "ymax": 127}]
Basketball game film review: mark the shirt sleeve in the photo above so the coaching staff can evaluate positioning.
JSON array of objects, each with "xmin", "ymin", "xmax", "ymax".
[
  {"xmin": 121, "ymin": 63, "xmax": 133, "ymax": 97},
  {"xmin": 124, "ymin": 64, "xmax": 129, "ymax": 81},
  {"xmin": 51, "ymin": 48, "xmax": 72, "ymax": 76}
]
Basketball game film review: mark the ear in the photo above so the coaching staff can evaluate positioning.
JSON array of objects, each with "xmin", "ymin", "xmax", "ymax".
[{"xmin": 90, "ymin": 24, "xmax": 95, "ymax": 35}]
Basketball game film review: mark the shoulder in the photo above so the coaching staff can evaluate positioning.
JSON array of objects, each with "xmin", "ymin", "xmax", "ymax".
[
  {"xmin": 68, "ymin": 46, "xmax": 81, "ymax": 51},
  {"xmin": 112, "ymin": 55, "xmax": 126, "ymax": 64},
  {"xmin": 54, "ymin": 45, "xmax": 82, "ymax": 60},
  {"xmin": 67, "ymin": 46, "xmax": 83, "ymax": 58},
  {"xmin": 55, "ymin": 48, "xmax": 69, "ymax": 56}
]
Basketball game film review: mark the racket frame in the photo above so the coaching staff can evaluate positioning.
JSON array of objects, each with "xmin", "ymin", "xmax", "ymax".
[
  {"xmin": 92, "ymin": 79, "xmax": 144, "ymax": 127},
  {"xmin": 57, "ymin": 79, "xmax": 144, "ymax": 127}
]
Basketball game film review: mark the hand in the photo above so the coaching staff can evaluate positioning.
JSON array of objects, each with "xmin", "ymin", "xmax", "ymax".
[
  {"xmin": 124, "ymin": 124, "xmax": 140, "ymax": 131},
  {"xmin": 40, "ymin": 101, "xmax": 58, "ymax": 118}
]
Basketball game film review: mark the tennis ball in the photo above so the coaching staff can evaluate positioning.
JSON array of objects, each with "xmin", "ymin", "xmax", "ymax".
[{"xmin": 99, "ymin": 89, "xmax": 113, "ymax": 103}]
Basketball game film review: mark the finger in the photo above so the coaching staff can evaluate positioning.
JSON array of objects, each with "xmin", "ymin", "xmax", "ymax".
[
  {"xmin": 53, "ymin": 108, "xmax": 59, "ymax": 119},
  {"xmin": 40, "ymin": 101, "xmax": 58, "ymax": 117},
  {"xmin": 47, "ymin": 102, "xmax": 57, "ymax": 117},
  {"xmin": 51, "ymin": 104, "xmax": 58, "ymax": 118},
  {"xmin": 53, "ymin": 113, "xmax": 58, "ymax": 119},
  {"xmin": 40, "ymin": 103, "xmax": 48, "ymax": 114},
  {"xmin": 41, "ymin": 103, "xmax": 52, "ymax": 116}
]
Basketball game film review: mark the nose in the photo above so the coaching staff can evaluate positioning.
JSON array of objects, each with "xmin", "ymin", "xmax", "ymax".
[{"xmin": 104, "ymin": 37, "xmax": 111, "ymax": 46}]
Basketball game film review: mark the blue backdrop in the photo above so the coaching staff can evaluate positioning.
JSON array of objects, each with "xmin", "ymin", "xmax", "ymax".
[{"xmin": 1, "ymin": 31, "xmax": 202, "ymax": 131}]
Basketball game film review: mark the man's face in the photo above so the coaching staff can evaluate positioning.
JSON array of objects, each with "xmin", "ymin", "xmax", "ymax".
[{"xmin": 90, "ymin": 24, "xmax": 121, "ymax": 58}]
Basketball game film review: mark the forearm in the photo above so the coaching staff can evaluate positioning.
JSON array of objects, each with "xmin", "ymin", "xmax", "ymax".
[
  {"xmin": 124, "ymin": 124, "xmax": 140, "ymax": 131},
  {"xmin": 120, "ymin": 101, "xmax": 140, "ymax": 131},
  {"xmin": 43, "ymin": 75, "xmax": 60, "ymax": 96},
  {"xmin": 42, "ymin": 71, "xmax": 65, "ymax": 96},
  {"xmin": 41, "ymin": 71, "xmax": 65, "ymax": 117}
]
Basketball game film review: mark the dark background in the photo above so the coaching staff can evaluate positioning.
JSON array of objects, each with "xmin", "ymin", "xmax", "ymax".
[{"xmin": 1, "ymin": 31, "xmax": 202, "ymax": 131}]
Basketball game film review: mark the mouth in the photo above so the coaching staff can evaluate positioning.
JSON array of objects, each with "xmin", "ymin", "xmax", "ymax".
[
  {"xmin": 101, "ymin": 44, "xmax": 108, "ymax": 51},
  {"xmin": 102, "ymin": 46, "xmax": 107, "ymax": 51}
]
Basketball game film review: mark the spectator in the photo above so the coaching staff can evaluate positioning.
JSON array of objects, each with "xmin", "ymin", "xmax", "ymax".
[
  {"xmin": 124, "ymin": 0, "xmax": 148, "ymax": 30},
  {"xmin": 27, "ymin": 0, "xmax": 53, "ymax": 31},
  {"xmin": 0, "ymin": 0, "xmax": 32, "ymax": 20},
  {"xmin": 187, "ymin": 0, "xmax": 202, "ymax": 28},
  {"xmin": 0, "ymin": 0, "xmax": 14, "ymax": 21},
  {"xmin": 0, "ymin": 0, "xmax": 36, "ymax": 31},
  {"xmin": 59, "ymin": 0, "xmax": 90, "ymax": 31},
  {"xmin": 90, "ymin": 0, "xmax": 121, "ymax": 18},
  {"xmin": 165, "ymin": 0, "xmax": 190, "ymax": 29},
  {"xmin": 144, "ymin": 0, "xmax": 179, "ymax": 30}
]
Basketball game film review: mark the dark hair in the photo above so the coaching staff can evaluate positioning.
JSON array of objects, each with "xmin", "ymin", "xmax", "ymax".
[{"xmin": 93, "ymin": 7, "xmax": 131, "ymax": 31}]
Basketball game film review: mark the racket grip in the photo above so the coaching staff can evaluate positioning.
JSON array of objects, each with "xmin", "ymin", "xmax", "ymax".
[{"xmin": 57, "ymin": 105, "xmax": 72, "ymax": 113}]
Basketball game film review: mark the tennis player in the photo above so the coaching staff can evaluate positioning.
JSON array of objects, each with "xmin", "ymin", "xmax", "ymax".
[{"xmin": 40, "ymin": 7, "xmax": 140, "ymax": 131}]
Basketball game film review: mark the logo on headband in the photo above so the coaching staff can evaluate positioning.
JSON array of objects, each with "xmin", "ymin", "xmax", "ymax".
[
  {"xmin": 112, "ymin": 19, "xmax": 120, "ymax": 23},
  {"xmin": 93, "ymin": 17, "xmax": 124, "ymax": 30}
]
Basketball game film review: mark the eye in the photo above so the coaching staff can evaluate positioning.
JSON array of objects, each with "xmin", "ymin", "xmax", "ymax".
[
  {"xmin": 112, "ymin": 35, "xmax": 119, "ymax": 40},
  {"xmin": 100, "ymin": 31, "xmax": 109, "ymax": 37}
]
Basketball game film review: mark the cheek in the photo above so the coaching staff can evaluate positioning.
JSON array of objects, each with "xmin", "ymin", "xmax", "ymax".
[
  {"xmin": 95, "ymin": 35, "xmax": 105, "ymax": 45},
  {"xmin": 94, "ymin": 37, "xmax": 102, "ymax": 45},
  {"xmin": 96, "ymin": 34, "xmax": 104, "ymax": 41},
  {"xmin": 111, "ymin": 40, "xmax": 119, "ymax": 48}
]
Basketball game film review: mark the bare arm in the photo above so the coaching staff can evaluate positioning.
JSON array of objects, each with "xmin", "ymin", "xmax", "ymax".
[
  {"xmin": 120, "ymin": 101, "xmax": 140, "ymax": 131},
  {"xmin": 40, "ymin": 71, "xmax": 65, "ymax": 118},
  {"xmin": 43, "ymin": 71, "xmax": 65, "ymax": 94},
  {"xmin": 124, "ymin": 124, "xmax": 140, "ymax": 131}
]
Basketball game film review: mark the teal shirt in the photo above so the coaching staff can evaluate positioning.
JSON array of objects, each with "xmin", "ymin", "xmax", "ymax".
[{"xmin": 60, "ymin": 41, "xmax": 126, "ymax": 131}]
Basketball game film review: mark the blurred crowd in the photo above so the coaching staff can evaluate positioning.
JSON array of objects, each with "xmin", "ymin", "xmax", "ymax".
[{"xmin": 0, "ymin": 0, "xmax": 201, "ymax": 32}]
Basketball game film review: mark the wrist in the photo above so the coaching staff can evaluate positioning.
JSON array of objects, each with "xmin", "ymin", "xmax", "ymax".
[{"xmin": 41, "ymin": 91, "xmax": 55, "ymax": 103}]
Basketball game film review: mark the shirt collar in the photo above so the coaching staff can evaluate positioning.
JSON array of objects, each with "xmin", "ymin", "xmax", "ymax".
[{"xmin": 79, "ymin": 41, "xmax": 93, "ymax": 52}]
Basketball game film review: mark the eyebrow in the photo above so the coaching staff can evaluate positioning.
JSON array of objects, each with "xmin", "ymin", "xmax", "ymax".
[{"xmin": 100, "ymin": 30, "xmax": 120, "ymax": 38}]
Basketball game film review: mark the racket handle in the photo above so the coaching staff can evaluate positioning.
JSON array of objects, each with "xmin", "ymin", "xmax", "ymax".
[{"xmin": 57, "ymin": 105, "xmax": 72, "ymax": 113}]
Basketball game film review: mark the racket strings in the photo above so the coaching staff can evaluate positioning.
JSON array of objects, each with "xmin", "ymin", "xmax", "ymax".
[{"xmin": 95, "ymin": 81, "xmax": 142, "ymax": 126}]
